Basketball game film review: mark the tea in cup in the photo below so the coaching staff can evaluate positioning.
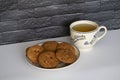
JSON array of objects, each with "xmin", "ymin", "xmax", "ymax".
[{"xmin": 70, "ymin": 20, "xmax": 107, "ymax": 49}]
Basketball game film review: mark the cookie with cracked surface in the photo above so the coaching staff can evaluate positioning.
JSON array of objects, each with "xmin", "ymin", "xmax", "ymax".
[
  {"xmin": 42, "ymin": 41, "xmax": 58, "ymax": 52},
  {"xmin": 57, "ymin": 42, "xmax": 75, "ymax": 53},
  {"xmin": 26, "ymin": 45, "xmax": 44, "ymax": 64},
  {"xmin": 56, "ymin": 49, "xmax": 77, "ymax": 64},
  {"xmin": 38, "ymin": 51, "xmax": 59, "ymax": 68}
]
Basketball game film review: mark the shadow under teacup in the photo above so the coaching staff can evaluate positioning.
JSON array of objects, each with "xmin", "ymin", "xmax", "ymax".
[{"xmin": 70, "ymin": 20, "xmax": 107, "ymax": 50}]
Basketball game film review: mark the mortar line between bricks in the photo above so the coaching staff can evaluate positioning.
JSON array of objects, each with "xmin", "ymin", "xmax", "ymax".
[
  {"xmin": 0, "ymin": 29, "xmax": 35, "ymax": 33},
  {"xmin": 0, "ymin": 25, "xmax": 65, "ymax": 33}
]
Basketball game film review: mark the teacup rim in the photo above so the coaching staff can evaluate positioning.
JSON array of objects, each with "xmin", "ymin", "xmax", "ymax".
[{"xmin": 70, "ymin": 20, "xmax": 99, "ymax": 33}]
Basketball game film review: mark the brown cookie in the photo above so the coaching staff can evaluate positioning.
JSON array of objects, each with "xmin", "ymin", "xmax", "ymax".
[
  {"xmin": 57, "ymin": 42, "xmax": 75, "ymax": 53},
  {"xmin": 38, "ymin": 51, "xmax": 59, "ymax": 68},
  {"xmin": 26, "ymin": 45, "xmax": 44, "ymax": 64},
  {"xmin": 56, "ymin": 49, "xmax": 77, "ymax": 64},
  {"xmin": 42, "ymin": 41, "xmax": 58, "ymax": 51}
]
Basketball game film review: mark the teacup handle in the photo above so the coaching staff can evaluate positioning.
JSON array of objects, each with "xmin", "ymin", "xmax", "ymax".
[{"xmin": 91, "ymin": 26, "xmax": 107, "ymax": 46}]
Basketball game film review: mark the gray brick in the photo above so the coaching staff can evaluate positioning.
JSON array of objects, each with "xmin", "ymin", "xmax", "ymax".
[
  {"xmin": 114, "ymin": 1, "xmax": 120, "ymax": 10},
  {"xmin": 100, "ymin": 19, "xmax": 120, "ymax": 30},
  {"xmin": 0, "ymin": 15, "xmax": 1, "ymax": 21},
  {"xmin": 110, "ymin": 0, "xmax": 120, "ymax": 1},
  {"xmin": 109, "ymin": 25, "xmax": 120, "ymax": 30},
  {"xmin": 51, "ymin": 13, "xmax": 84, "ymax": 26},
  {"xmin": 83, "ymin": 1, "xmax": 100, "ymax": 13},
  {"xmin": 8, "ymin": 3, "xmax": 18, "ymax": 10},
  {"xmin": 34, "ymin": 4, "xmax": 69, "ymax": 18},
  {"xmin": 17, "ymin": 17, "xmax": 51, "ymax": 29},
  {"xmin": 0, "ymin": 21, "xmax": 18, "ymax": 32},
  {"xmin": 19, "ymin": 13, "xmax": 84, "ymax": 29},
  {"xmin": 17, "ymin": 0, "xmax": 44, "ymax": 9},
  {"xmin": 0, "ymin": 33, "xmax": 2, "ymax": 44},
  {"xmin": 33, "ymin": 1, "xmax": 100, "ymax": 15},
  {"xmin": 62, "ymin": 0, "xmax": 85, "ymax": 4},
  {"xmin": 101, "ymin": 0, "xmax": 116, "ymax": 11},
  {"xmin": 84, "ymin": 11, "xmax": 115, "ymax": 21},
  {"xmin": 101, "ymin": 0, "xmax": 119, "ymax": 1},
  {"xmin": 1, "ymin": 29, "xmax": 36, "ymax": 44},
  {"xmin": 0, "ymin": 0, "xmax": 17, "ymax": 4},
  {"xmin": 35, "ymin": 26, "xmax": 69, "ymax": 39},
  {"xmin": 0, "ymin": 0, "xmax": 18, "ymax": 10},
  {"xmin": 85, "ymin": 0, "xmax": 100, "ymax": 2},
  {"xmin": 0, "ymin": 17, "xmax": 51, "ymax": 32},
  {"xmin": 17, "ymin": 0, "xmax": 85, "ymax": 9},
  {"xmin": 115, "ymin": 10, "xmax": 120, "ymax": 19},
  {"xmin": 34, "ymin": 4, "xmax": 85, "ymax": 18},
  {"xmin": 0, "ymin": 9, "xmax": 34, "ymax": 21},
  {"xmin": 34, "ymin": 3, "xmax": 85, "ymax": 17},
  {"xmin": 67, "ymin": 1, "xmax": 100, "ymax": 13},
  {"xmin": 99, "ymin": 19, "xmax": 115, "ymax": 27}
]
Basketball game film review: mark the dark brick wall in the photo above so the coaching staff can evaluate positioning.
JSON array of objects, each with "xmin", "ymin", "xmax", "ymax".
[{"xmin": 0, "ymin": 0, "xmax": 120, "ymax": 45}]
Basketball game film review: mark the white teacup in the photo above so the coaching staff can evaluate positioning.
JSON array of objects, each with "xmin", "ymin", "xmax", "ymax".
[{"xmin": 70, "ymin": 20, "xmax": 107, "ymax": 49}]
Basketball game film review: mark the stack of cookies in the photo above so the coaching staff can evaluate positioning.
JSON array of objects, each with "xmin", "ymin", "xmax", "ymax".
[{"xmin": 26, "ymin": 41, "xmax": 78, "ymax": 69}]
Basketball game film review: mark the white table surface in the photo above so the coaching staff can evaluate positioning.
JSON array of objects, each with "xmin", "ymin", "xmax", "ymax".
[{"xmin": 0, "ymin": 29, "xmax": 120, "ymax": 80}]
